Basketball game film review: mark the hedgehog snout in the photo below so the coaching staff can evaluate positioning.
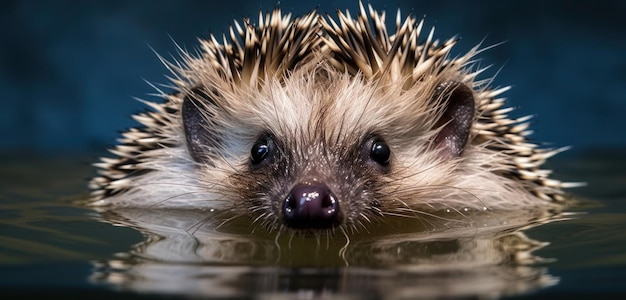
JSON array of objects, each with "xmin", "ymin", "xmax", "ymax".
[{"xmin": 282, "ymin": 182, "xmax": 341, "ymax": 229}]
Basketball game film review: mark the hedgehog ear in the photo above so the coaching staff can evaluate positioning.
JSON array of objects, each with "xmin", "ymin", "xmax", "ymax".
[
  {"xmin": 431, "ymin": 81, "xmax": 475, "ymax": 159},
  {"xmin": 182, "ymin": 87, "xmax": 219, "ymax": 164}
]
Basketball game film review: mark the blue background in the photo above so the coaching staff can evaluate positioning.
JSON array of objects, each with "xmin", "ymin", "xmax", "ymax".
[{"xmin": 1, "ymin": 0, "xmax": 624, "ymax": 154}]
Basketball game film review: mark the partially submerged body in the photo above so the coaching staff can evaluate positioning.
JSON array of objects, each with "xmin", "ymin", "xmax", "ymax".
[{"xmin": 90, "ymin": 3, "xmax": 574, "ymax": 233}]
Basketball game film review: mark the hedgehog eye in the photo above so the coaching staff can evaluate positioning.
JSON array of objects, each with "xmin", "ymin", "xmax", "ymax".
[
  {"xmin": 369, "ymin": 139, "xmax": 391, "ymax": 166},
  {"xmin": 251, "ymin": 142, "xmax": 269, "ymax": 163},
  {"xmin": 250, "ymin": 136, "xmax": 275, "ymax": 166}
]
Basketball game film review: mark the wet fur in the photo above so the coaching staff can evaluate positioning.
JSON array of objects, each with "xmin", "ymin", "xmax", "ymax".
[{"xmin": 90, "ymin": 3, "xmax": 570, "ymax": 232}]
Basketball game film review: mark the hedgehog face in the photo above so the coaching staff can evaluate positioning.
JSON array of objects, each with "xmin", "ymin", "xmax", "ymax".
[
  {"xmin": 181, "ymin": 73, "xmax": 386, "ymax": 231},
  {"xmin": 181, "ymin": 67, "xmax": 477, "ymax": 232},
  {"xmin": 239, "ymin": 131, "xmax": 388, "ymax": 231}
]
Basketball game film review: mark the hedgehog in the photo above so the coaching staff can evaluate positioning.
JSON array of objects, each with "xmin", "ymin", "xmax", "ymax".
[{"xmin": 89, "ymin": 2, "xmax": 575, "ymax": 233}]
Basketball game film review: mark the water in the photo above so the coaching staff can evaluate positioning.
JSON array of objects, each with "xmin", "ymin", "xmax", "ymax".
[{"xmin": 1, "ymin": 151, "xmax": 625, "ymax": 299}]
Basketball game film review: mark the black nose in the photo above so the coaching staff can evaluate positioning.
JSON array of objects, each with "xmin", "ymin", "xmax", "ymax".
[{"xmin": 282, "ymin": 182, "xmax": 341, "ymax": 229}]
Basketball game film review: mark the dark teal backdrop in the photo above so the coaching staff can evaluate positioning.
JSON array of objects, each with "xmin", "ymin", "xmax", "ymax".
[{"xmin": 1, "ymin": 0, "xmax": 624, "ymax": 154}]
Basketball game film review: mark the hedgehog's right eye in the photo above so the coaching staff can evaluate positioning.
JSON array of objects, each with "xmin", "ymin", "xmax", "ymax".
[
  {"xmin": 250, "ymin": 136, "xmax": 275, "ymax": 167},
  {"xmin": 251, "ymin": 142, "xmax": 269, "ymax": 163}
]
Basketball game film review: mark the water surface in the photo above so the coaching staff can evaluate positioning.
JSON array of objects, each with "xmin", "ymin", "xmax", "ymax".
[{"xmin": 1, "ymin": 151, "xmax": 624, "ymax": 298}]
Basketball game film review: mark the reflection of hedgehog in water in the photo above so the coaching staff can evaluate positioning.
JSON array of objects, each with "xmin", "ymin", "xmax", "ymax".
[{"xmin": 90, "ymin": 3, "xmax": 576, "ymax": 232}]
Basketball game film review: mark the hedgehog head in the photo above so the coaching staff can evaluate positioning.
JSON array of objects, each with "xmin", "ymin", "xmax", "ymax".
[{"xmin": 90, "ymin": 2, "xmax": 569, "ymax": 234}]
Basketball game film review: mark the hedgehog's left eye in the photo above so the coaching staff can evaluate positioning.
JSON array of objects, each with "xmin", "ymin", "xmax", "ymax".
[
  {"xmin": 250, "ymin": 136, "xmax": 275, "ymax": 167},
  {"xmin": 370, "ymin": 140, "xmax": 391, "ymax": 165},
  {"xmin": 366, "ymin": 137, "xmax": 390, "ymax": 169}
]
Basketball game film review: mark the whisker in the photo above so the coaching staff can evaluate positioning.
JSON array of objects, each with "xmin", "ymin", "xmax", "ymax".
[
  {"xmin": 148, "ymin": 191, "xmax": 212, "ymax": 208},
  {"xmin": 273, "ymin": 227, "xmax": 284, "ymax": 264},
  {"xmin": 338, "ymin": 226, "xmax": 350, "ymax": 264}
]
